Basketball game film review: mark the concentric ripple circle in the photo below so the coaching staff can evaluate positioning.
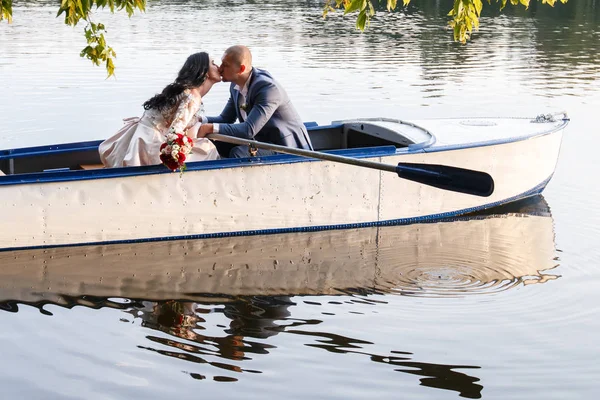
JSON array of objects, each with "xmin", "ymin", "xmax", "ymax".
[{"xmin": 374, "ymin": 211, "xmax": 558, "ymax": 298}]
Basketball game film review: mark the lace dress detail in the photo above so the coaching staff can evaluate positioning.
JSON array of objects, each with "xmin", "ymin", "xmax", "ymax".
[
  {"xmin": 99, "ymin": 91, "xmax": 219, "ymax": 167},
  {"xmin": 150, "ymin": 92, "xmax": 201, "ymax": 132}
]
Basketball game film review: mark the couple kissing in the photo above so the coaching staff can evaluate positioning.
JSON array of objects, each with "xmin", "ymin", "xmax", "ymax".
[{"xmin": 99, "ymin": 45, "xmax": 313, "ymax": 169}]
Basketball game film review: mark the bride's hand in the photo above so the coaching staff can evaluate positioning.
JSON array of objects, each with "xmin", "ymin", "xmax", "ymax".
[{"xmin": 185, "ymin": 122, "xmax": 201, "ymax": 139}]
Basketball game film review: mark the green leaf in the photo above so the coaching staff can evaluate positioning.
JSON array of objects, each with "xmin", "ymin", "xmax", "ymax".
[
  {"xmin": 452, "ymin": 0, "xmax": 461, "ymax": 17},
  {"xmin": 344, "ymin": 0, "xmax": 365, "ymax": 15},
  {"xmin": 106, "ymin": 57, "xmax": 115, "ymax": 78},
  {"xmin": 79, "ymin": 45, "xmax": 93, "ymax": 57},
  {"xmin": 76, "ymin": 0, "xmax": 84, "ymax": 16},
  {"xmin": 473, "ymin": 0, "xmax": 483, "ymax": 15},
  {"xmin": 1, "ymin": 0, "xmax": 13, "ymax": 23},
  {"xmin": 356, "ymin": 9, "xmax": 368, "ymax": 30}
]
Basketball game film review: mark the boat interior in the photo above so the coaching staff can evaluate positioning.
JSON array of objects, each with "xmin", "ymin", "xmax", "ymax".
[{"xmin": 0, "ymin": 119, "xmax": 432, "ymax": 177}]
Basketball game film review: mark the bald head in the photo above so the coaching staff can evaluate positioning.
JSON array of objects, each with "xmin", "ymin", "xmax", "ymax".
[
  {"xmin": 224, "ymin": 45, "xmax": 252, "ymax": 69},
  {"xmin": 219, "ymin": 45, "xmax": 253, "ymax": 85}
]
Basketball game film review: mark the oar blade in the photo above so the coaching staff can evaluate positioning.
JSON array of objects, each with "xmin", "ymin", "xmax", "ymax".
[{"xmin": 396, "ymin": 162, "xmax": 494, "ymax": 197}]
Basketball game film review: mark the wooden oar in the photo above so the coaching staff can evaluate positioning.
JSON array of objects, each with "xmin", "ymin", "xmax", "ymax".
[{"xmin": 207, "ymin": 133, "xmax": 494, "ymax": 197}]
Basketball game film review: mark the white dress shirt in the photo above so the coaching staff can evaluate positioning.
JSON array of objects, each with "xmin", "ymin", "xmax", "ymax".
[{"xmin": 202, "ymin": 70, "xmax": 253, "ymax": 134}]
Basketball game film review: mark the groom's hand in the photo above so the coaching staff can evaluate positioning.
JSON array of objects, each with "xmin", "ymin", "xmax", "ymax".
[{"xmin": 197, "ymin": 124, "xmax": 214, "ymax": 138}]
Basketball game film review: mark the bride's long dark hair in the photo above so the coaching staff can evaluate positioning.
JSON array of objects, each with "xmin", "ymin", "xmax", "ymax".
[{"xmin": 143, "ymin": 52, "xmax": 210, "ymax": 111}]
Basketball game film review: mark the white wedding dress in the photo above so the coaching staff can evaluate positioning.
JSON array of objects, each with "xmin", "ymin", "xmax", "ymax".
[{"xmin": 99, "ymin": 90, "xmax": 220, "ymax": 167}]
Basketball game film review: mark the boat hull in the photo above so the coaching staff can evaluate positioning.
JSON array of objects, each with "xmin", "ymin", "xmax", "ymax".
[{"xmin": 0, "ymin": 122, "xmax": 564, "ymax": 251}]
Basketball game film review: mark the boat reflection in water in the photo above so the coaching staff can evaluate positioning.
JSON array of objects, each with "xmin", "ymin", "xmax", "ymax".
[
  {"xmin": 0, "ymin": 196, "xmax": 558, "ymax": 398},
  {"xmin": 0, "ymin": 196, "xmax": 557, "ymax": 302}
]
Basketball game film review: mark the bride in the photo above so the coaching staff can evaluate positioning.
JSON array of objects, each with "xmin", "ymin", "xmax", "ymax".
[{"xmin": 99, "ymin": 52, "xmax": 221, "ymax": 168}]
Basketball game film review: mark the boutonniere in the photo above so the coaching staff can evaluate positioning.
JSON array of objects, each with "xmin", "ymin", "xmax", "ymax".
[{"xmin": 240, "ymin": 103, "xmax": 248, "ymax": 112}]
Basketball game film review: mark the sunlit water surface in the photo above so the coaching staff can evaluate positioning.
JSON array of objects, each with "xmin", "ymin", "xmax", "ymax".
[{"xmin": 1, "ymin": 1, "xmax": 599, "ymax": 399}]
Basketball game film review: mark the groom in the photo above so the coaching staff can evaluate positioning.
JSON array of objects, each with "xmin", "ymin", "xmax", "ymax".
[{"xmin": 198, "ymin": 45, "xmax": 313, "ymax": 158}]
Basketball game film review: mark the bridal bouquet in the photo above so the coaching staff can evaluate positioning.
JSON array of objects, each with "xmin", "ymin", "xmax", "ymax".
[{"xmin": 160, "ymin": 132, "xmax": 193, "ymax": 172}]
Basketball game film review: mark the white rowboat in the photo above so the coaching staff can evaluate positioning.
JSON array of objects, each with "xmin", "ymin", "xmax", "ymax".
[{"xmin": 0, "ymin": 112, "xmax": 568, "ymax": 251}]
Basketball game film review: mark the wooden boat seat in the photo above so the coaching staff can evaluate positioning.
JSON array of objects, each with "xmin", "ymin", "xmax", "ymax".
[{"xmin": 79, "ymin": 163, "xmax": 104, "ymax": 170}]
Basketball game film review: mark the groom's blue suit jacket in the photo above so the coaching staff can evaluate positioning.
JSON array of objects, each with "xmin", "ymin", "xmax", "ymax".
[{"xmin": 206, "ymin": 68, "xmax": 313, "ymax": 151}]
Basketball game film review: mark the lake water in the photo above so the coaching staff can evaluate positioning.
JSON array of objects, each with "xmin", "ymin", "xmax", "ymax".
[{"xmin": 1, "ymin": 1, "xmax": 599, "ymax": 399}]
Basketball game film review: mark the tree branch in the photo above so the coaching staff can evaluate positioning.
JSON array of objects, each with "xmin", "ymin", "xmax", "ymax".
[{"xmin": 324, "ymin": 0, "xmax": 569, "ymax": 43}]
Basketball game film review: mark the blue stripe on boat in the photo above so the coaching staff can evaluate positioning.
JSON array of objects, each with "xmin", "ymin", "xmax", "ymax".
[{"xmin": 0, "ymin": 145, "xmax": 398, "ymax": 186}]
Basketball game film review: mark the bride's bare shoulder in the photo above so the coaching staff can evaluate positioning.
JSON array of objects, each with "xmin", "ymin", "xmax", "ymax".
[{"xmin": 187, "ymin": 88, "xmax": 202, "ymax": 102}]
